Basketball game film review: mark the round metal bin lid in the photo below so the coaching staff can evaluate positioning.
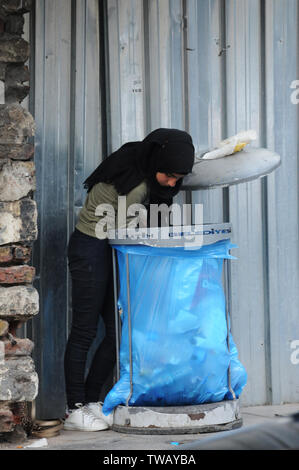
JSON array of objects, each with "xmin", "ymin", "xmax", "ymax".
[{"xmin": 181, "ymin": 147, "xmax": 281, "ymax": 190}]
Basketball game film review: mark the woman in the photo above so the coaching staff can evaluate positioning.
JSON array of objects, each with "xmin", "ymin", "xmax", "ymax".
[{"xmin": 63, "ymin": 128, "xmax": 195, "ymax": 431}]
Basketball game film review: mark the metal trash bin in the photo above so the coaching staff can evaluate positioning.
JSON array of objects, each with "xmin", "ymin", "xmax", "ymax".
[
  {"xmin": 107, "ymin": 225, "xmax": 245, "ymax": 434},
  {"xmin": 104, "ymin": 147, "xmax": 281, "ymax": 434}
]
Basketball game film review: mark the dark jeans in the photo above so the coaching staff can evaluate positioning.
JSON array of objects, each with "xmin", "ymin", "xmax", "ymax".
[{"xmin": 64, "ymin": 228, "xmax": 116, "ymax": 409}]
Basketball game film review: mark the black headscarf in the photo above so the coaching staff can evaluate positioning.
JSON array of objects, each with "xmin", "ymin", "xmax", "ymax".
[{"xmin": 83, "ymin": 128, "xmax": 195, "ymax": 205}]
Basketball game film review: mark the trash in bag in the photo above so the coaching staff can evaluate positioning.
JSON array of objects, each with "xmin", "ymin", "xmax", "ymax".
[{"xmin": 102, "ymin": 240, "xmax": 247, "ymax": 415}]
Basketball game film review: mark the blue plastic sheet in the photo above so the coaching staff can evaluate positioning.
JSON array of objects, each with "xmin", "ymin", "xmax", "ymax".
[{"xmin": 102, "ymin": 240, "xmax": 247, "ymax": 415}]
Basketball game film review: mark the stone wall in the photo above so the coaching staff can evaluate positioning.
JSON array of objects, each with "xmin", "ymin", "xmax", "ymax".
[{"xmin": 0, "ymin": 0, "xmax": 38, "ymax": 437}]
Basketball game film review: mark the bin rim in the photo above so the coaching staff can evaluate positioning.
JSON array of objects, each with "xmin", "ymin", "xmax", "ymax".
[{"xmin": 108, "ymin": 223, "xmax": 233, "ymax": 248}]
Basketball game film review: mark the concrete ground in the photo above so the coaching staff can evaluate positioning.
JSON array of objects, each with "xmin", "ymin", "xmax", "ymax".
[{"xmin": 1, "ymin": 402, "xmax": 299, "ymax": 451}]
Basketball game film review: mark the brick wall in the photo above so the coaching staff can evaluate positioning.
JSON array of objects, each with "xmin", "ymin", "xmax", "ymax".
[{"xmin": 0, "ymin": 0, "xmax": 38, "ymax": 437}]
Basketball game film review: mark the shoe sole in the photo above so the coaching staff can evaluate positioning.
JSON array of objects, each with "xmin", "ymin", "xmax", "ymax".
[{"xmin": 63, "ymin": 423, "xmax": 108, "ymax": 432}]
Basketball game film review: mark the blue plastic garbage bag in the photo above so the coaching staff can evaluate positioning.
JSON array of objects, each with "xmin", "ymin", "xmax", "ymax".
[{"xmin": 102, "ymin": 240, "xmax": 247, "ymax": 415}]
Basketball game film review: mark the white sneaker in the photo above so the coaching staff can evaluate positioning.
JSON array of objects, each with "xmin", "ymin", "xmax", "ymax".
[
  {"xmin": 86, "ymin": 402, "xmax": 114, "ymax": 427},
  {"xmin": 64, "ymin": 403, "xmax": 109, "ymax": 431}
]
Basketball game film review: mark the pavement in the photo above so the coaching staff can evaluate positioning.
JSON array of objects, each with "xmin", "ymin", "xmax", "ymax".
[{"xmin": 1, "ymin": 402, "xmax": 299, "ymax": 451}]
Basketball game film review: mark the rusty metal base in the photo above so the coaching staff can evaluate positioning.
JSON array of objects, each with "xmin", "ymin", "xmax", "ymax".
[{"xmin": 112, "ymin": 400, "xmax": 242, "ymax": 435}]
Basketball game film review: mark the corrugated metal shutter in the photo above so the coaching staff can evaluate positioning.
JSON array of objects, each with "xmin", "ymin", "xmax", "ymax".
[
  {"xmin": 30, "ymin": 0, "xmax": 104, "ymax": 418},
  {"xmin": 30, "ymin": 0, "xmax": 299, "ymax": 418}
]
